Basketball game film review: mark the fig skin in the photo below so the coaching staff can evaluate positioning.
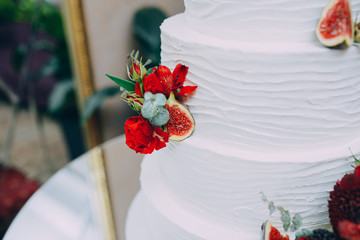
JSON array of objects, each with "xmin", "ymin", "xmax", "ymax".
[
  {"xmin": 165, "ymin": 91, "xmax": 195, "ymax": 141},
  {"xmin": 261, "ymin": 221, "xmax": 289, "ymax": 240},
  {"xmin": 315, "ymin": 0, "xmax": 354, "ymax": 47}
]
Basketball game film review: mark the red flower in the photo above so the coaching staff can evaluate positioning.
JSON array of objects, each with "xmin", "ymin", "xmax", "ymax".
[
  {"xmin": 126, "ymin": 52, "xmax": 147, "ymax": 81},
  {"xmin": 338, "ymin": 220, "xmax": 360, "ymax": 240},
  {"xmin": 124, "ymin": 116, "xmax": 169, "ymax": 154},
  {"xmin": 135, "ymin": 82, "xmax": 143, "ymax": 97},
  {"xmin": 328, "ymin": 165, "xmax": 360, "ymax": 238},
  {"xmin": 143, "ymin": 64, "xmax": 197, "ymax": 99}
]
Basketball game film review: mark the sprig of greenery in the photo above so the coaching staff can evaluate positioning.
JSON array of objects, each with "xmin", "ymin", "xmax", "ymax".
[
  {"xmin": 295, "ymin": 229, "xmax": 313, "ymax": 240},
  {"xmin": 141, "ymin": 92, "xmax": 169, "ymax": 127},
  {"xmin": 352, "ymin": 154, "xmax": 360, "ymax": 168},
  {"xmin": 260, "ymin": 192, "xmax": 302, "ymax": 232}
]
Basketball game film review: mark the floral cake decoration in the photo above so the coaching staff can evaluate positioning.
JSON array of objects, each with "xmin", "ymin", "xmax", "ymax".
[
  {"xmin": 106, "ymin": 51, "xmax": 197, "ymax": 154},
  {"xmin": 260, "ymin": 155, "xmax": 360, "ymax": 240}
]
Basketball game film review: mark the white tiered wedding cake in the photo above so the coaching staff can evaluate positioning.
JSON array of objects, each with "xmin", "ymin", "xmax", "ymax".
[{"xmin": 126, "ymin": 0, "xmax": 360, "ymax": 239}]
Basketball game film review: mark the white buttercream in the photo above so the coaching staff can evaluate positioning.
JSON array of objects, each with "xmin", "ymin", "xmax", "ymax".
[
  {"xmin": 184, "ymin": 0, "xmax": 360, "ymax": 42},
  {"xmin": 127, "ymin": 5, "xmax": 360, "ymax": 240},
  {"xmin": 160, "ymin": 14, "xmax": 360, "ymax": 158},
  {"xmin": 129, "ymin": 148, "xmax": 355, "ymax": 240}
]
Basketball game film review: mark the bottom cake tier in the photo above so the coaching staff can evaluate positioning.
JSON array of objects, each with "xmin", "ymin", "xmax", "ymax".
[{"xmin": 126, "ymin": 146, "xmax": 358, "ymax": 240}]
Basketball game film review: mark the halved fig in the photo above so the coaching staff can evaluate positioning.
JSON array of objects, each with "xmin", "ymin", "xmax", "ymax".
[
  {"xmin": 165, "ymin": 91, "xmax": 195, "ymax": 141},
  {"xmin": 261, "ymin": 221, "xmax": 290, "ymax": 240},
  {"xmin": 316, "ymin": 0, "xmax": 354, "ymax": 47}
]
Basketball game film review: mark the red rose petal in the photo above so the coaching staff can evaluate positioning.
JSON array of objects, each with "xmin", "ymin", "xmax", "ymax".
[{"xmin": 140, "ymin": 140, "xmax": 156, "ymax": 154}]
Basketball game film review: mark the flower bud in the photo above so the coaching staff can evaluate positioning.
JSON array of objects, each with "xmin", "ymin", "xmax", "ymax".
[
  {"xmin": 126, "ymin": 50, "xmax": 150, "ymax": 81},
  {"xmin": 121, "ymin": 91, "xmax": 144, "ymax": 112}
]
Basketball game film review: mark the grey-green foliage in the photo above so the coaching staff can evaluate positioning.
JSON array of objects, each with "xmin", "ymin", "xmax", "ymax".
[
  {"xmin": 141, "ymin": 92, "xmax": 169, "ymax": 127},
  {"xmin": 260, "ymin": 192, "xmax": 303, "ymax": 233},
  {"xmin": 295, "ymin": 229, "xmax": 313, "ymax": 240}
]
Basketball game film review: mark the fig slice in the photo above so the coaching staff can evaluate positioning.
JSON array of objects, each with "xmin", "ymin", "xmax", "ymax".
[
  {"xmin": 165, "ymin": 91, "xmax": 195, "ymax": 141},
  {"xmin": 261, "ymin": 221, "xmax": 289, "ymax": 240},
  {"xmin": 316, "ymin": 0, "xmax": 354, "ymax": 47}
]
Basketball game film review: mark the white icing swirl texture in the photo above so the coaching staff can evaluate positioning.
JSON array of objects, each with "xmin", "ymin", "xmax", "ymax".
[
  {"xmin": 184, "ymin": 0, "xmax": 360, "ymax": 42},
  {"xmin": 161, "ymin": 14, "xmax": 360, "ymax": 157}
]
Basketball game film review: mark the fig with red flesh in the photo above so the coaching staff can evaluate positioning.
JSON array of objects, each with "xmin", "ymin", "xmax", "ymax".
[
  {"xmin": 165, "ymin": 91, "xmax": 195, "ymax": 141},
  {"xmin": 261, "ymin": 221, "xmax": 290, "ymax": 240},
  {"xmin": 316, "ymin": 0, "xmax": 354, "ymax": 47}
]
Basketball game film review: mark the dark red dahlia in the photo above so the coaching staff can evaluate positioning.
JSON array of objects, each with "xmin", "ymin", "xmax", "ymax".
[{"xmin": 328, "ymin": 165, "xmax": 360, "ymax": 238}]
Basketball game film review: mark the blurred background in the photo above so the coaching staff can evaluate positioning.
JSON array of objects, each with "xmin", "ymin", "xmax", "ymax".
[{"xmin": 0, "ymin": 0, "xmax": 183, "ymax": 237}]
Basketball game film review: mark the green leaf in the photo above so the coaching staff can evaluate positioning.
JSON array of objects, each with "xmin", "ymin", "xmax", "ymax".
[
  {"xmin": 48, "ymin": 80, "xmax": 74, "ymax": 115},
  {"xmin": 12, "ymin": 44, "xmax": 27, "ymax": 71},
  {"xmin": 153, "ymin": 93, "xmax": 166, "ymax": 106},
  {"xmin": 82, "ymin": 86, "xmax": 120, "ymax": 123},
  {"xmin": 105, "ymin": 74, "xmax": 135, "ymax": 92},
  {"xmin": 141, "ymin": 101, "xmax": 156, "ymax": 119},
  {"xmin": 144, "ymin": 91, "xmax": 153, "ymax": 101},
  {"xmin": 150, "ymin": 107, "xmax": 169, "ymax": 127},
  {"xmin": 281, "ymin": 211, "xmax": 291, "ymax": 232},
  {"xmin": 133, "ymin": 7, "xmax": 167, "ymax": 66},
  {"xmin": 31, "ymin": 39, "xmax": 54, "ymax": 52},
  {"xmin": 0, "ymin": 0, "xmax": 17, "ymax": 22},
  {"xmin": 295, "ymin": 229, "xmax": 313, "ymax": 239},
  {"xmin": 268, "ymin": 202, "xmax": 275, "ymax": 215},
  {"xmin": 32, "ymin": 57, "xmax": 59, "ymax": 81},
  {"xmin": 352, "ymin": 154, "xmax": 360, "ymax": 168},
  {"xmin": 291, "ymin": 213, "xmax": 302, "ymax": 231}
]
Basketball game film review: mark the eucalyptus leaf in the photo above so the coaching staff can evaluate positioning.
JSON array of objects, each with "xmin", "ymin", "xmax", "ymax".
[
  {"xmin": 141, "ymin": 101, "xmax": 156, "ymax": 119},
  {"xmin": 153, "ymin": 93, "xmax": 166, "ymax": 106},
  {"xmin": 144, "ymin": 91, "xmax": 153, "ymax": 101},
  {"xmin": 292, "ymin": 213, "xmax": 302, "ymax": 230},
  {"xmin": 82, "ymin": 86, "xmax": 120, "ymax": 123},
  {"xmin": 290, "ymin": 224, "xmax": 297, "ymax": 232},
  {"xmin": 150, "ymin": 107, "xmax": 169, "ymax": 127},
  {"xmin": 105, "ymin": 74, "xmax": 135, "ymax": 92},
  {"xmin": 268, "ymin": 202, "xmax": 275, "ymax": 215},
  {"xmin": 281, "ymin": 211, "xmax": 291, "ymax": 232},
  {"xmin": 295, "ymin": 229, "xmax": 313, "ymax": 239}
]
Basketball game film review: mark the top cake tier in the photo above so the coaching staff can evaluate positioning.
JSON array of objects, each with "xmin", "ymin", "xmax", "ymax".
[{"xmin": 184, "ymin": 0, "xmax": 360, "ymax": 43}]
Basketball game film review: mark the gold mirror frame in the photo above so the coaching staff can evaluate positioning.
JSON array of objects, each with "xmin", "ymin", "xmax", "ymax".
[{"xmin": 62, "ymin": 1, "xmax": 117, "ymax": 240}]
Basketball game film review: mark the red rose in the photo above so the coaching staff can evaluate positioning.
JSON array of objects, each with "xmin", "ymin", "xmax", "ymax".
[
  {"xmin": 142, "ymin": 64, "xmax": 196, "ymax": 98},
  {"xmin": 124, "ymin": 116, "xmax": 169, "ymax": 154}
]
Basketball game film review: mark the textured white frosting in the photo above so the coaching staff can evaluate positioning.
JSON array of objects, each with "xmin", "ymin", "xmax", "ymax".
[
  {"xmin": 184, "ymin": 0, "xmax": 360, "ymax": 42},
  {"xmin": 160, "ymin": 14, "xmax": 360, "ymax": 158},
  {"xmin": 126, "ymin": 5, "xmax": 360, "ymax": 240},
  {"xmin": 126, "ymin": 148, "xmax": 356, "ymax": 240}
]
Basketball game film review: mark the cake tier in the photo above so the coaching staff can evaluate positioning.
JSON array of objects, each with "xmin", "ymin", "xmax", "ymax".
[
  {"xmin": 184, "ymin": 0, "xmax": 360, "ymax": 42},
  {"xmin": 127, "ymin": 148, "xmax": 357, "ymax": 239},
  {"xmin": 162, "ymin": 14, "xmax": 360, "ymax": 156},
  {"xmin": 126, "ymin": 13, "xmax": 360, "ymax": 239}
]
